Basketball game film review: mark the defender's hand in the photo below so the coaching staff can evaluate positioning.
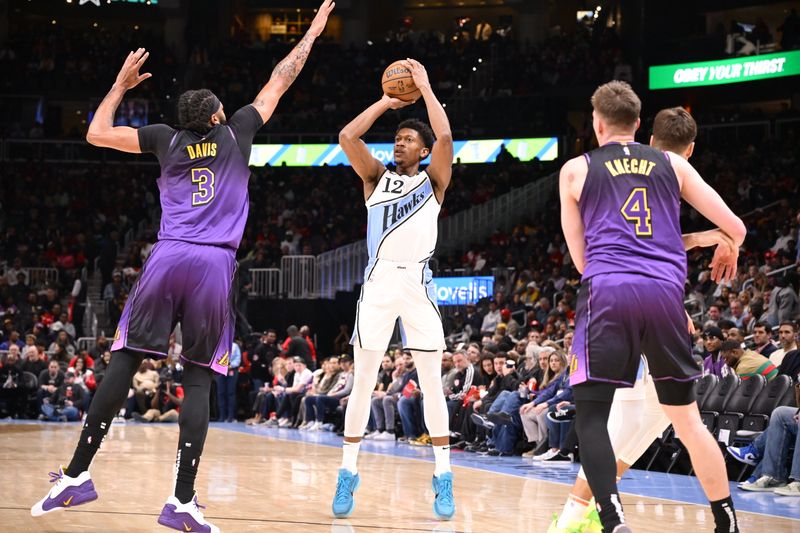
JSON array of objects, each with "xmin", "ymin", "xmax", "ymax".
[
  {"xmin": 114, "ymin": 48, "xmax": 152, "ymax": 91},
  {"xmin": 308, "ymin": 0, "xmax": 335, "ymax": 38}
]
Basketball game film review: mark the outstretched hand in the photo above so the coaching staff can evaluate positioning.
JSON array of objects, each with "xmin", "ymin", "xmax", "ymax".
[
  {"xmin": 114, "ymin": 48, "xmax": 152, "ymax": 91},
  {"xmin": 308, "ymin": 0, "xmax": 335, "ymax": 37}
]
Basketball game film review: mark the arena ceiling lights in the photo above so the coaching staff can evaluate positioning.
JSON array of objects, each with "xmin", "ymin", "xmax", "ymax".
[
  {"xmin": 649, "ymin": 50, "xmax": 800, "ymax": 90},
  {"xmin": 249, "ymin": 137, "xmax": 558, "ymax": 167}
]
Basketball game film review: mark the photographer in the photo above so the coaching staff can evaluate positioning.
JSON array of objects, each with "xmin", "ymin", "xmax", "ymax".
[{"xmin": 132, "ymin": 370, "xmax": 184, "ymax": 423}]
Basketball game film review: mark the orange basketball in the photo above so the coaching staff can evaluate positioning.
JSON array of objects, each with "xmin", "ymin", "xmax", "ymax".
[{"xmin": 381, "ymin": 61, "xmax": 421, "ymax": 102}]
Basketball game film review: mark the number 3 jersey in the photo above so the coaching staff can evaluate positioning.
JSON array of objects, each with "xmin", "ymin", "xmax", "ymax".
[
  {"xmin": 137, "ymin": 105, "xmax": 263, "ymax": 250},
  {"xmin": 579, "ymin": 142, "xmax": 686, "ymax": 289},
  {"xmin": 365, "ymin": 169, "xmax": 441, "ymax": 263}
]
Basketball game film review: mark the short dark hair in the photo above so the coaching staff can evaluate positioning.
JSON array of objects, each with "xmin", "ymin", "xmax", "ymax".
[
  {"xmin": 753, "ymin": 321, "xmax": 771, "ymax": 332},
  {"xmin": 590, "ymin": 81, "xmax": 641, "ymax": 129},
  {"xmin": 177, "ymin": 89, "xmax": 221, "ymax": 134},
  {"xmin": 652, "ymin": 107, "xmax": 697, "ymax": 154},
  {"xmin": 396, "ymin": 119, "xmax": 435, "ymax": 150},
  {"xmin": 779, "ymin": 321, "xmax": 796, "ymax": 331}
]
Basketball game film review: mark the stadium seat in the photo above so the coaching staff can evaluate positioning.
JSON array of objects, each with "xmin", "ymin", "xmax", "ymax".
[
  {"xmin": 699, "ymin": 373, "xmax": 740, "ymax": 432},
  {"xmin": 715, "ymin": 374, "xmax": 766, "ymax": 443},
  {"xmin": 736, "ymin": 374, "xmax": 792, "ymax": 438},
  {"xmin": 778, "ymin": 383, "xmax": 797, "ymax": 408},
  {"xmin": 695, "ymin": 374, "xmax": 719, "ymax": 410}
]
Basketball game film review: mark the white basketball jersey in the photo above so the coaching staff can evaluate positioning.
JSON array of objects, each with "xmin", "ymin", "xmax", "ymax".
[{"xmin": 365, "ymin": 169, "xmax": 440, "ymax": 263}]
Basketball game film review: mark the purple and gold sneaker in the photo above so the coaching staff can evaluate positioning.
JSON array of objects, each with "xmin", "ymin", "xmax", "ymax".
[
  {"xmin": 157, "ymin": 492, "xmax": 220, "ymax": 533},
  {"xmin": 31, "ymin": 466, "xmax": 98, "ymax": 517}
]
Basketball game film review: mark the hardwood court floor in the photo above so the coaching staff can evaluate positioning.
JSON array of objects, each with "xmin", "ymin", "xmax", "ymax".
[{"xmin": 1, "ymin": 422, "xmax": 798, "ymax": 532}]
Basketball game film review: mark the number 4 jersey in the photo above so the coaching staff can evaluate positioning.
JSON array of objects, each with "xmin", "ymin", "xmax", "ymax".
[
  {"xmin": 137, "ymin": 105, "xmax": 263, "ymax": 250},
  {"xmin": 579, "ymin": 142, "xmax": 686, "ymax": 288}
]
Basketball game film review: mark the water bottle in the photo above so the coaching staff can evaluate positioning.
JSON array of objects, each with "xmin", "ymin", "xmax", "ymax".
[{"xmin": 518, "ymin": 383, "xmax": 529, "ymax": 399}]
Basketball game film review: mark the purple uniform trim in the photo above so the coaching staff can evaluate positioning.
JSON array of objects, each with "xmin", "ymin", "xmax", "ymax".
[
  {"xmin": 111, "ymin": 240, "xmax": 236, "ymax": 376},
  {"xmin": 570, "ymin": 273, "xmax": 699, "ymax": 387}
]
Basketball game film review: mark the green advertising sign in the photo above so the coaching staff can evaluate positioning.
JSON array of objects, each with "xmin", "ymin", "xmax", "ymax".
[{"xmin": 649, "ymin": 50, "xmax": 800, "ymax": 90}]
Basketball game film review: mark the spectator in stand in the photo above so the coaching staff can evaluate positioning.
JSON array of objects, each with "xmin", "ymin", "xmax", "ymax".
[
  {"xmin": 71, "ymin": 357, "xmax": 96, "ymax": 397},
  {"xmin": 702, "ymin": 326, "xmax": 730, "ymax": 378},
  {"xmin": 39, "ymin": 369, "xmax": 83, "ymax": 422},
  {"xmin": 274, "ymin": 357, "xmax": 314, "ymax": 428},
  {"xmin": 0, "ymin": 348, "xmax": 25, "ymax": 418},
  {"xmin": 778, "ymin": 345, "xmax": 800, "ymax": 384},
  {"xmin": 133, "ymin": 370, "xmax": 184, "ymax": 423},
  {"xmin": 93, "ymin": 350, "xmax": 112, "ymax": 386},
  {"xmin": 737, "ymin": 405, "xmax": 800, "ymax": 495},
  {"xmin": 752, "ymin": 321, "xmax": 778, "ymax": 358},
  {"xmin": 52, "ymin": 312, "xmax": 76, "ymax": 340},
  {"xmin": 22, "ymin": 345, "xmax": 46, "ymax": 378},
  {"xmin": 394, "ymin": 352, "xmax": 421, "ymax": 442},
  {"xmin": 49, "ymin": 330, "xmax": 76, "ymax": 359},
  {"xmin": 306, "ymin": 355, "xmax": 354, "ymax": 431},
  {"xmin": 89, "ymin": 335, "xmax": 111, "ymax": 361},
  {"xmin": 466, "ymin": 342, "xmax": 481, "ymax": 365},
  {"xmin": 444, "ymin": 351, "xmax": 476, "ymax": 415},
  {"xmin": 250, "ymin": 330, "xmax": 279, "ymax": 394},
  {"xmin": 767, "ymin": 274, "xmax": 799, "ymax": 327},
  {"xmin": 720, "ymin": 340, "xmax": 778, "ymax": 381},
  {"xmin": 463, "ymin": 304, "xmax": 483, "ymax": 340},
  {"xmin": 367, "ymin": 356, "xmax": 406, "ymax": 441},
  {"xmin": 216, "ymin": 339, "xmax": 242, "ymax": 423},
  {"xmin": 705, "ymin": 305, "xmax": 722, "ymax": 328},
  {"xmin": 441, "ymin": 352, "xmax": 457, "ymax": 392},
  {"xmin": 36, "ymin": 360, "xmax": 64, "ymax": 410},
  {"xmin": 519, "ymin": 350, "xmax": 569, "ymax": 457},
  {"xmin": 333, "ymin": 324, "xmax": 351, "ymax": 356},
  {"xmin": 69, "ymin": 349, "xmax": 95, "ymax": 370},
  {"xmin": 132, "ymin": 359, "xmax": 160, "ymax": 415},
  {"xmin": 246, "ymin": 357, "xmax": 290, "ymax": 426},
  {"xmin": 300, "ymin": 325, "xmax": 318, "ymax": 368},
  {"xmin": 283, "ymin": 325, "xmax": 314, "ymax": 369},
  {"xmin": 0, "ymin": 330, "xmax": 24, "ymax": 351},
  {"xmin": 299, "ymin": 356, "xmax": 342, "ymax": 429},
  {"xmin": 480, "ymin": 300, "xmax": 501, "ymax": 336},
  {"xmin": 727, "ymin": 300, "xmax": 746, "ymax": 329},
  {"xmin": 770, "ymin": 322, "xmax": 798, "ymax": 367}
]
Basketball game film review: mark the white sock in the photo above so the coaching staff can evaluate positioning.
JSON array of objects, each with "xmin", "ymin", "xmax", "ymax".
[
  {"xmin": 433, "ymin": 445, "xmax": 451, "ymax": 477},
  {"xmin": 556, "ymin": 494, "xmax": 590, "ymax": 528},
  {"xmin": 341, "ymin": 441, "xmax": 360, "ymax": 474}
]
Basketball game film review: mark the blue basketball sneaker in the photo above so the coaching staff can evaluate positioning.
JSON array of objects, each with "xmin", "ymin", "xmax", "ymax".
[
  {"xmin": 332, "ymin": 468, "xmax": 360, "ymax": 518},
  {"xmin": 432, "ymin": 472, "xmax": 455, "ymax": 520},
  {"xmin": 727, "ymin": 443, "xmax": 761, "ymax": 466}
]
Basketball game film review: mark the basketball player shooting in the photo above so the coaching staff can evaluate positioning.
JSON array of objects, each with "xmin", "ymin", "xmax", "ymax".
[
  {"xmin": 550, "ymin": 107, "xmax": 739, "ymax": 533},
  {"xmin": 332, "ymin": 58, "xmax": 456, "ymax": 520},
  {"xmin": 560, "ymin": 81, "xmax": 745, "ymax": 533},
  {"xmin": 31, "ymin": 2, "xmax": 334, "ymax": 531}
]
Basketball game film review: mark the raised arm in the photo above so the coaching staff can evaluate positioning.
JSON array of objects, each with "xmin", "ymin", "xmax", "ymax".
[
  {"xmin": 251, "ymin": 0, "xmax": 334, "ymax": 123},
  {"xmin": 405, "ymin": 59, "xmax": 453, "ymax": 200},
  {"xmin": 339, "ymin": 95, "xmax": 411, "ymax": 192},
  {"xmin": 559, "ymin": 156, "xmax": 588, "ymax": 274},
  {"xmin": 86, "ymin": 48, "xmax": 152, "ymax": 153}
]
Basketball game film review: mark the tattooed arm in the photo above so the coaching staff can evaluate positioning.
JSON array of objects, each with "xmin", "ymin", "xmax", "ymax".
[{"xmin": 251, "ymin": 0, "xmax": 335, "ymax": 123}]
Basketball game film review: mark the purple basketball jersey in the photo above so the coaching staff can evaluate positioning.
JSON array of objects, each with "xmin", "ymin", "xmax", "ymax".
[
  {"xmin": 580, "ymin": 142, "xmax": 686, "ymax": 288},
  {"xmin": 138, "ymin": 105, "xmax": 263, "ymax": 250}
]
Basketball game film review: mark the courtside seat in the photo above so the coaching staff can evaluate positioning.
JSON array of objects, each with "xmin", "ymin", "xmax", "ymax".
[
  {"xmin": 716, "ymin": 375, "xmax": 766, "ymax": 441},
  {"xmin": 700, "ymin": 373, "xmax": 740, "ymax": 432}
]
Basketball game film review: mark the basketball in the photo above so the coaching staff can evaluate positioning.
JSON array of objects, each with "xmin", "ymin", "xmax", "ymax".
[{"xmin": 381, "ymin": 60, "xmax": 421, "ymax": 102}]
